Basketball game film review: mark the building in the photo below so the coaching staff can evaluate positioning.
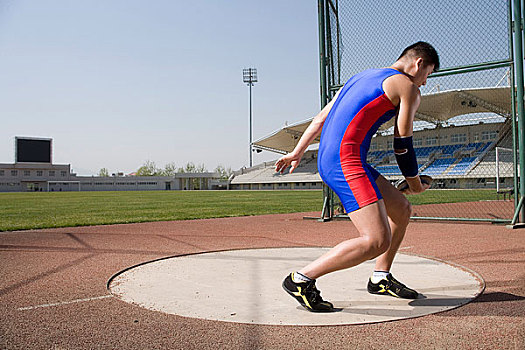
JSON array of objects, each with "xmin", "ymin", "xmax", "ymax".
[{"xmin": 0, "ymin": 137, "xmax": 227, "ymax": 192}]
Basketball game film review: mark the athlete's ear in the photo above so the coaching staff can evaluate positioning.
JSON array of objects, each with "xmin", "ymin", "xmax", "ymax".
[{"xmin": 415, "ymin": 57, "xmax": 424, "ymax": 71}]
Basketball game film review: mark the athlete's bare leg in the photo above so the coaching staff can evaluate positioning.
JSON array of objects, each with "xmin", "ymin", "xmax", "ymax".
[
  {"xmin": 373, "ymin": 175, "xmax": 412, "ymax": 272},
  {"xmin": 299, "ymin": 199, "xmax": 392, "ymax": 280}
]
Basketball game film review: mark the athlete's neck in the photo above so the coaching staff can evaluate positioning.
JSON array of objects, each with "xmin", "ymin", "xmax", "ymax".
[{"xmin": 389, "ymin": 62, "xmax": 411, "ymax": 77}]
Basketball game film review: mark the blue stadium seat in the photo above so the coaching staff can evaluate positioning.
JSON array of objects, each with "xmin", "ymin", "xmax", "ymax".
[
  {"xmin": 447, "ymin": 157, "xmax": 477, "ymax": 175},
  {"xmin": 375, "ymin": 165, "xmax": 401, "ymax": 175},
  {"xmin": 439, "ymin": 144, "xmax": 464, "ymax": 157},
  {"xmin": 367, "ymin": 150, "xmax": 385, "ymax": 163},
  {"xmin": 421, "ymin": 158, "xmax": 456, "ymax": 176},
  {"xmin": 476, "ymin": 142, "xmax": 492, "ymax": 154},
  {"xmin": 415, "ymin": 146, "xmax": 436, "ymax": 158}
]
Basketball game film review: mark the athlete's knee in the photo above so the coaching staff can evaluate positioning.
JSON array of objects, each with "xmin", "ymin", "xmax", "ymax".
[
  {"xmin": 390, "ymin": 197, "xmax": 412, "ymax": 226},
  {"xmin": 363, "ymin": 233, "xmax": 391, "ymax": 258},
  {"xmin": 400, "ymin": 198, "xmax": 412, "ymax": 222}
]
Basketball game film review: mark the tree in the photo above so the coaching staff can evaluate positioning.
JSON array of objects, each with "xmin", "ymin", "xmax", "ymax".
[
  {"xmin": 136, "ymin": 160, "xmax": 161, "ymax": 176},
  {"xmin": 194, "ymin": 163, "xmax": 207, "ymax": 173},
  {"xmin": 177, "ymin": 162, "xmax": 207, "ymax": 173},
  {"xmin": 162, "ymin": 162, "xmax": 178, "ymax": 176},
  {"xmin": 98, "ymin": 168, "xmax": 109, "ymax": 177},
  {"xmin": 215, "ymin": 165, "xmax": 233, "ymax": 180}
]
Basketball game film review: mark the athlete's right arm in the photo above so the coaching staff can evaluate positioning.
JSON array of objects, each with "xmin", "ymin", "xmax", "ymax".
[
  {"xmin": 393, "ymin": 78, "xmax": 427, "ymax": 194},
  {"xmin": 275, "ymin": 88, "xmax": 342, "ymax": 174}
]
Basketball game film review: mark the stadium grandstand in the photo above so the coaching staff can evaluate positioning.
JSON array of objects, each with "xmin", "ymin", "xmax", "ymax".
[{"xmin": 231, "ymin": 86, "xmax": 515, "ymax": 192}]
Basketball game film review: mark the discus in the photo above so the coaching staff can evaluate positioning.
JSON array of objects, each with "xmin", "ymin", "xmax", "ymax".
[{"xmin": 395, "ymin": 175, "xmax": 433, "ymax": 193}]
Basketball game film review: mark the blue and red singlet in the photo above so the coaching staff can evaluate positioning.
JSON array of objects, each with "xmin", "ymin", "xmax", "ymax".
[{"xmin": 318, "ymin": 68, "xmax": 402, "ymax": 213}]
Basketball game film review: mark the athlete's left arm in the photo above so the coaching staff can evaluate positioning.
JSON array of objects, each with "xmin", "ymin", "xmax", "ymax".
[
  {"xmin": 298, "ymin": 87, "xmax": 342, "ymax": 149},
  {"xmin": 275, "ymin": 88, "xmax": 342, "ymax": 174}
]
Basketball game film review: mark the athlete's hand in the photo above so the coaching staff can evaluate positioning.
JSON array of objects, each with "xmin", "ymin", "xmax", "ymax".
[
  {"xmin": 404, "ymin": 176, "xmax": 430, "ymax": 195},
  {"xmin": 275, "ymin": 152, "xmax": 302, "ymax": 174}
]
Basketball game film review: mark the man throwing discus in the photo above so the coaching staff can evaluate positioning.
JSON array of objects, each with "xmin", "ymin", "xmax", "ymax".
[{"xmin": 276, "ymin": 42, "xmax": 438, "ymax": 312}]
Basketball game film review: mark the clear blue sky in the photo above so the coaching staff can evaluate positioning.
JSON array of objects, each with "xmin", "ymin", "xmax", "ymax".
[
  {"xmin": 0, "ymin": 0, "xmax": 510, "ymax": 175},
  {"xmin": 0, "ymin": 0, "xmax": 320, "ymax": 175}
]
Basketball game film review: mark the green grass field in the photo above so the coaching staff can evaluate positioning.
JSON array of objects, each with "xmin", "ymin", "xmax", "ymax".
[
  {"xmin": 0, "ymin": 190, "xmax": 323, "ymax": 231},
  {"xmin": 0, "ymin": 189, "xmax": 505, "ymax": 231}
]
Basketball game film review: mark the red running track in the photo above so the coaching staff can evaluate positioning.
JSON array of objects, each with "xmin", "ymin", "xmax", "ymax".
[{"xmin": 1, "ymin": 213, "xmax": 524, "ymax": 349}]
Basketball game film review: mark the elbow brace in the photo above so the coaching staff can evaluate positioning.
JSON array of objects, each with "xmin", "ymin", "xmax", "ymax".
[{"xmin": 393, "ymin": 136, "xmax": 419, "ymax": 177}]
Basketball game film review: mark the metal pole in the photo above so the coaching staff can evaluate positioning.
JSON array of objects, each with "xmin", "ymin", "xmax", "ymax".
[
  {"xmin": 512, "ymin": 0, "xmax": 525, "ymax": 223},
  {"xmin": 428, "ymin": 61, "xmax": 512, "ymax": 78},
  {"xmin": 511, "ymin": 195, "xmax": 525, "ymax": 224},
  {"xmin": 243, "ymin": 68, "xmax": 257, "ymax": 168},
  {"xmin": 317, "ymin": 0, "xmax": 332, "ymax": 221},
  {"xmin": 431, "ymin": 59, "xmax": 513, "ymax": 74},
  {"xmin": 249, "ymin": 83, "xmax": 253, "ymax": 167},
  {"xmin": 496, "ymin": 147, "xmax": 500, "ymax": 192},
  {"xmin": 412, "ymin": 216, "xmax": 510, "ymax": 224},
  {"xmin": 318, "ymin": 0, "xmax": 328, "ymax": 107},
  {"xmin": 508, "ymin": 0, "xmax": 519, "ymax": 211}
]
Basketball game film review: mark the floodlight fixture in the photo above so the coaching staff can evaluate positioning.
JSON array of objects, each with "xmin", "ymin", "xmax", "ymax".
[{"xmin": 243, "ymin": 68, "xmax": 258, "ymax": 85}]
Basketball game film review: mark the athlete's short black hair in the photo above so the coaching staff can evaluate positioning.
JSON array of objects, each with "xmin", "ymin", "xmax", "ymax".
[{"xmin": 398, "ymin": 41, "xmax": 440, "ymax": 72}]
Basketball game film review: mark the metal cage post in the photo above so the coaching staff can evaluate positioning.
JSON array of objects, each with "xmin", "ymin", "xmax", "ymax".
[
  {"xmin": 317, "ymin": 0, "xmax": 334, "ymax": 221},
  {"xmin": 511, "ymin": 0, "xmax": 525, "ymax": 225}
]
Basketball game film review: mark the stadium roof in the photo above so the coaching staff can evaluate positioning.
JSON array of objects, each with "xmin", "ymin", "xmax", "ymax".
[{"xmin": 253, "ymin": 86, "xmax": 512, "ymax": 154}]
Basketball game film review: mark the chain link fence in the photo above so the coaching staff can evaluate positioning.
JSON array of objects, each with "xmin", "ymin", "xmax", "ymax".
[{"xmin": 319, "ymin": 0, "xmax": 517, "ymax": 222}]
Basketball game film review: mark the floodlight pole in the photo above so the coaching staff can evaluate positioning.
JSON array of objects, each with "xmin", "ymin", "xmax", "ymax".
[{"xmin": 243, "ymin": 68, "xmax": 258, "ymax": 168}]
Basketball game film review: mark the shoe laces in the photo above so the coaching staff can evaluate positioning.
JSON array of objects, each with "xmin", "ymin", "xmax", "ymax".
[
  {"xmin": 304, "ymin": 281, "xmax": 323, "ymax": 303},
  {"xmin": 388, "ymin": 275, "xmax": 407, "ymax": 289}
]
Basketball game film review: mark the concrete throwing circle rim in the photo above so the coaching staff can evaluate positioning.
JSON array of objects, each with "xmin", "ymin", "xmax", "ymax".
[{"xmin": 107, "ymin": 247, "xmax": 485, "ymax": 326}]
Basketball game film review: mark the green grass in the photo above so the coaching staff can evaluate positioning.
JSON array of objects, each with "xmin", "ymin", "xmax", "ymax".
[
  {"xmin": 406, "ymin": 189, "xmax": 504, "ymax": 205},
  {"xmin": 0, "ymin": 190, "xmax": 323, "ymax": 231},
  {"xmin": 0, "ymin": 189, "xmax": 505, "ymax": 231}
]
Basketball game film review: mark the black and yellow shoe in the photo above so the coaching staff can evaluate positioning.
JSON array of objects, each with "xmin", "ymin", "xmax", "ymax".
[
  {"xmin": 367, "ymin": 273, "xmax": 419, "ymax": 299},
  {"xmin": 282, "ymin": 273, "xmax": 334, "ymax": 312}
]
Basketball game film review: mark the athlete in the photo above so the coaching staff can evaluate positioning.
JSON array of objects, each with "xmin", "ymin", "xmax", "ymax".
[{"xmin": 275, "ymin": 42, "xmax": 439, "ymax": 312}]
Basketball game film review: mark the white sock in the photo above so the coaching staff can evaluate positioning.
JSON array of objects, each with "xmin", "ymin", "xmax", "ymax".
[
  {"xmin": 371, "ymin": 271, "xmax": 389, "ymax": 284},
  {"xmin": 292, "ymin": 271, "xmax": 312, "ymax": 283}
]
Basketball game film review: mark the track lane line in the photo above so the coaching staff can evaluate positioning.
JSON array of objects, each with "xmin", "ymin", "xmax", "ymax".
[{"xmin": 18, "ymin": 295, "xmax": 113, "ymax": 311}]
